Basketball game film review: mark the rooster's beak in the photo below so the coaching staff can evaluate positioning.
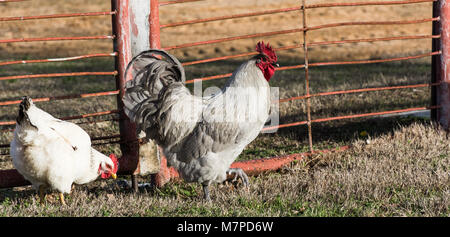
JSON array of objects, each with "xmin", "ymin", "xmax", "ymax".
[
  {"xmin": 272, "ymin": 63, "xmax": 280, "ymax": 67},
  {"xmin": 111, "ymin": 173, "xmax": 117, "ymax": 179}
]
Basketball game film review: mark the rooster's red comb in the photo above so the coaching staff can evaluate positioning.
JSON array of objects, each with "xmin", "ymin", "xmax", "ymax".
[{"xmin": 256, "ymin": 41, "xmax": 277, "ymax": 62}]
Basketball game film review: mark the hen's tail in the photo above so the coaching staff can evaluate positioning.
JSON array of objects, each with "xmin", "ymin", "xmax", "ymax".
[
  {"xmin": 122, "ymin": 49, "xmax": 186, "ymax": 134},
  {"xmin": 16, "ymin": 96, "xmax": 37, "ymax": 129}
]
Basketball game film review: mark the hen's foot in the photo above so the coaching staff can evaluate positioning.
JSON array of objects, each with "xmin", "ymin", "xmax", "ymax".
[
  {"xmin": 226, "ymin": 168, "xmax": 249, "ymax": 187},
  {"xmin": 38, "ymin": 185, "xmax": 46, "ymax": 205},
  {"xmin": 59, "ymin": 193, "xmax": 66, "ymax": 206}
]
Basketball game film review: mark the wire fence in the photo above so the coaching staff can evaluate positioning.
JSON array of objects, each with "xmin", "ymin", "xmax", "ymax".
[
  {"xmin": 0, "ymin": 0, "xmax": 441, "ymax": 185},
  {"xmin": 157, "ymin": 0, "xmax": 439, "ymax": 152}
]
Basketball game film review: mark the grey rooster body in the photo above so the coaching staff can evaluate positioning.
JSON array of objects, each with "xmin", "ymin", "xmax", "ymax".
[{"xmin": 123, "ymin": 43, "xmax": 278, "ymax": 199}]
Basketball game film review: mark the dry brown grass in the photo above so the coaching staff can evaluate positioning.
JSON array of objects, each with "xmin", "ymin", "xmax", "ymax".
[
  {"xmin": 0, "ymin": 122, "xmax": 448, "ymax": 216},
  {"xmin": 0, "ymin": 1, "xmax": 446, "ymax": 217}
]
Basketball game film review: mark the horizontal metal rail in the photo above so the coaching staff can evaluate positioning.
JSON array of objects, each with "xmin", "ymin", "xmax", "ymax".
[
  {"xmin": 159, "ymin": 0, "xmax": 204, "ymax": 6},
  {"xmin": 0, "ymin": 53, "xmax": 117, "ymax": 67},
  {"xmin": 163, "ymin": 17, "xmax": 438, "ymax": 50},
  {"xmin": 182, "ymin": 35, "xmax": 440, "ymax": 66},
  {"xmin": 309, "ymin": 51, "xmax": 440, "ymax": 67},
  {"xmin": 307, "ymin": 17, "xmax": 439, "ymax": 31},
  {"xmin": 279, "ymin": 83, "xmax": 440, "ymax": 103},
  {"xmin": 160, "ymin": 7, "xmax": 302, "ymax": 28},
  {"xmin": 0, "ymin": 134, "xmax": 122, "ymax": 150},
  {"xmin": 0, "ymin": 110, "xmax": 120, "ymax": 126},
  {"xmin": 185, "ymin": 51, "xmax": 440, "ymax": 84},
  {"xmin": 0, "ymin": 71, "xmax": 117, "ymax": 81},
  {"xmin": 263, "ymin": 106, "xmax": 440, "ymax": 131},
  {"xmin": 0, "ymin": 35, "xmax": 115, "ymax": 44},
  {"xmin": 0, "ymin": 90, "xmax": 119, "ymax": 106},
  {"xmin": 0, "ymin": 0, "xmax": 28, "ymax": 2},
  {"xmin": 309, "ymin": 34, "xmax": 440, "ymax": 47},
  {"xmin": 306, "ymin": 0, "xmax": 436, "ymax": 9},
  {"xmin": 0, "ymin": 11, "xmax": 116, "ymax": 22},
  {"xmin": 163, "ymin": 28, "xmax": 305, "ymax": 51}
]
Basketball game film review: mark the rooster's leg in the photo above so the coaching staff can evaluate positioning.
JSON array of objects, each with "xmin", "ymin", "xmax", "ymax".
[
  {"xmin": 38, "ymin": 185, "xmax": 46, "ymax": 204},
  {"xmin": 226, "ymin": 168, "xmax": 250, "ymax": 186},
  {"xmin": 59, "ymin": 193, "xmax": 66, "ymax": 206},
  {"xmin": 202, "ymin": 183, "xmax": 211, "ymax": 201}
]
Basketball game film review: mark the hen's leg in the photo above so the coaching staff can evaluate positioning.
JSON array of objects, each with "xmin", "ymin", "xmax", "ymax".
[
  {"xmin": 202, "ymin": 182, "xmax": 211, "ymax": 201},
  {"xmin": 59, "ymin": 193, "xmax": 66, "ymax": 206},
  {"xmin": 226, "ymin": 168, "xmax": 250, "ymax": 186},
  {"xmin": 38, "ymin": 185, "xmax": 46, "ymax": 204}
]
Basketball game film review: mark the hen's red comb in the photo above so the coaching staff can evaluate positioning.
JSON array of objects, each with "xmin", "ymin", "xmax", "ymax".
[
  {"xmin": 256, "ymin": 41, "xmax": 277, "ymax": 62},
  {"xmin": 109, "ymin": 154, "xmax": 119, "ymax": 173}
]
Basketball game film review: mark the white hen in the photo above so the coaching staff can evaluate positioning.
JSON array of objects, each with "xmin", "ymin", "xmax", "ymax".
[{"xmin": 10, "ymin": 97, "xmax": 118, "ymax": 205}]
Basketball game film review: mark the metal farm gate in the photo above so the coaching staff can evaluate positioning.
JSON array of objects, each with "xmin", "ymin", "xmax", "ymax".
[{"xmin": 0, "ymin": 0, "xmax": 448, "ymax": 189}]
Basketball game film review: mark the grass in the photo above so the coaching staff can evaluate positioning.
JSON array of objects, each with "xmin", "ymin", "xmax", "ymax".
[
  {"xmin": 0, "ymin": 0, "xmax": 445, "ymax": 217},
  {"xmin": 0, "ymin": 122, "xmax": 448, "ymax": 216},
  {"xmin": 0, "ymin": 56, "xmax": 447, "ymax": 216}
]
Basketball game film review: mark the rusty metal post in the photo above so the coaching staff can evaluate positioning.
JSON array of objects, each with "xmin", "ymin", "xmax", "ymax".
[
  {"xmin": 435, "ymin": 0, "xmax": 450, "ymax": 129},
  {"xmin": 112, "ymin": 0, "xmax": 139, "ymax": 179},
  {"xmin": 147, "ymin": 0, "xmax": 172, "ymax": 188},
  {"xmin": 112, "ymin": 0, "xmax": 162, "ymax": 192},
  {"xmin": 431, "ymin": 0, "xmax": 441, "ymax": 122},
  {"xmin": 301, "ymin": 0, "xmax": 314, "ymax": 152}
]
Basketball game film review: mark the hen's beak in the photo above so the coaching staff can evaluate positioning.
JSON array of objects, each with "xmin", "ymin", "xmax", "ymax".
[{"xmin": 110, "ymin": 173, "xmax": 117, "ymax": 179}]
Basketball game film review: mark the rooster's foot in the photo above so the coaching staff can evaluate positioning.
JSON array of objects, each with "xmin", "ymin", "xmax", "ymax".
[
  {"xmin": 202, "ymin": 183, "xmax": 211, "ymax": 201},
  {"xmin": 226, "ymin": 168, "xmax": 249, "ymax": 187}
]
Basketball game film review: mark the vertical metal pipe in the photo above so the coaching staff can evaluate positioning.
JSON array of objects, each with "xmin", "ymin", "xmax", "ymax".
[
  {"xmin": 431, "ymin": 0, "xmax": 441, "ymax": 122},
  {"xmin": 111, "ymin": 0, "xmax": 140, "ymax": 175},
  {"xmin": 437, "ymin": 0, "xmax": 450, "ymax": 129},
  {"xmin": 148, "ymin": 0, "xmax": 170, "ymax": 188},
  {"xmin": 149, "ymin": 0, "xmax": 161, "ymax": 49},
  {"xmin": 302, "ymin": 0, "xmax": 314, "ymax": 152}
]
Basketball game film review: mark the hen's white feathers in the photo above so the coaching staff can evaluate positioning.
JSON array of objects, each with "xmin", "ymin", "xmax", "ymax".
[{"xmin": 10, "ymin": 98, "xmax": 115, "ymax": 193}]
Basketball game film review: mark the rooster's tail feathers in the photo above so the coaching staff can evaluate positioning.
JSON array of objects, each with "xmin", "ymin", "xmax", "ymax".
[
  {"xmin": 123, "ymin": 49, "xmax": 186, "ymax": 133},
  {"xmin": 16, "ymin": 96, "xmax": 37, "ymax": 130}
]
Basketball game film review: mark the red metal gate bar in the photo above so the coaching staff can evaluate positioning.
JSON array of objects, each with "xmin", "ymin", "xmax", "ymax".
[
  {"xmin": 0, "ymin": 0, "xmax": 28, "ymax": 2},
  {"xmin": 160, "ymin": 7, "xmax": 302, "ymax": 28},
  {"xmin": 310, "ymin": 35, "xmax": 440, "ymax": 47},
  {"xmin": 184, "ymin": 51, "xmax": 439, "ymax": 84},
  {"xmin": 0, "ymin": 11, "xmax": 117, "ymax": 22},
  {"xmin": 150, "ymin": 146, "xmax": 350, "ymax": 183},
  {"xmin": 182, "ymin": 35, "xmax": 439, "ymax": 67},
  {"xmin": 159, "ymin": 0, "xmax": 204, "ymax": 6},
  {"xmin": 182, "ymin": 44, "xmax": 303, "ymax": 66},
  {"xmin": 279, "ymin": 83, "xmax": 440, "ymax": 103},
  {"xmin": 0, "ymin": 109, "xmax": 120, "ymax": 126},
  {"xmin": 0, "ymin": 35, "xmax": 115, "ymax": 44},
  {"xmin": 0, "ymin": 71, "xmax": 118, "ymax": 81},
  {"xmin": 0, "ymin": 134, "xmax": 122, "ymax": 151},
  {"xmin": 163, "ymin": 28, "xmax": 305, "ymax": 51},
  {"xmin": 160, "ymin": 1, "xmax": 436, "ymax": 29},
  {"xmin": 0, "ymin": 90, "xmax": 120, "ymax": 106},
  {"xmin": 263, "ymin": 106, "xmax": 440, "ymax": 131},
  {"xmin": 0, "ymin": 53, "xmax": 118, "ymax": 67},
  {"xmin": 163, "ymin": 18, "xmax": 438, "ymax": 51},
  {"xmin": 310, "ymin": 51, "xmax": 440, "ymax": 67},
  {"xmin": 307, "ymin": 17, "xmax": 439, "ymax": 31},
  {"xmin": 306, "ymin": 0, "xmax": 436, "ymax": 9}
]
